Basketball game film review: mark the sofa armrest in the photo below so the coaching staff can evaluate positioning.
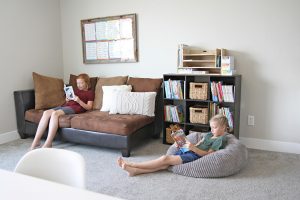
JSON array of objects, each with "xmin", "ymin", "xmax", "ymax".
[{"xmin": 14, "ymin": 89, "xmax": 35, "ymax": 138}]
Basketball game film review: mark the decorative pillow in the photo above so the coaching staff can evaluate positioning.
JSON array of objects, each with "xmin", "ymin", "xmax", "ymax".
[
  {"xmin": 32, "ymin": 72, "xmax": 65, "ymax": 109},
  {"xmin": 68, "ymin": 74, "xmax": 98, "ymax": 92},
  {"xmin": 93, "ymin": 76, "xmax": 128, "ymax": 110},
  {"xmin": 109, "ymin": 91, "xmax": 157, "ymax": 116},
  {"xmin": 127, "ymin": 77, "xmax": 163, "ymax": 93},
  {"xmin": 100, "ymin": 85, "xmax": 132, "ymax": 112}
]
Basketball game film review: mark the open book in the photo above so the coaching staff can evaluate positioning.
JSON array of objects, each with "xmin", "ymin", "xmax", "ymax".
[
  {"xmin": 171, "ymin": 129, "xmax": 189, "ymax": 153},
  {"xmin": 64, "ymin": 85, "xmax": 75, "ymax": 100}
]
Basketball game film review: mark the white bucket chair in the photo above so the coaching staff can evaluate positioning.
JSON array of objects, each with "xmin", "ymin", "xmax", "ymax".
[{"xmin": 14, "ymin": 148, "xmax": 86, "ymax": 188}]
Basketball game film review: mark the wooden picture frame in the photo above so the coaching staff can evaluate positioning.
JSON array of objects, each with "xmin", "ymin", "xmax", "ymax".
[{"xmin": 81, "ymin": 13, "xmax": 138, "ymax": 64}]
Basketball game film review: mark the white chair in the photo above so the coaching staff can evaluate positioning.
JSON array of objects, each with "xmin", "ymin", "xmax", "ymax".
[{"xmin": 14, "ymin": 148, "xmax": 86, "ymax": 189}]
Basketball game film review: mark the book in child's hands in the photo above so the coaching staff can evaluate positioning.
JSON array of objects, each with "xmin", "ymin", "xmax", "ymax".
[
  {"xmin": 64, "ymin": 84, "xmax": 75, "ymax": 100},
  {"xmin": 171, "ymin": 129, "xmax": 189, "ymax": 153}
]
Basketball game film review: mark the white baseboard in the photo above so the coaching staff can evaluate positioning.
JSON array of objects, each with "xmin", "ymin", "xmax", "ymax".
[
  {"xmin": 1, "ymin": 131, "xmax": 299, "ymax": 155},
  {"xmin": 0, "ymin": 130, "xmax": 20, "ymax": 145},
  {"xmin": 240, "ymin": 137, "xmax": 300, "ymax": 155}
]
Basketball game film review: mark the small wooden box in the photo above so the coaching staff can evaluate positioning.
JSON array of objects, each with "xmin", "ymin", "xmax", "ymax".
[
  {"xmin": 189, "ymin": 82, "xmax": 208, "ymax": 100},
  {"xmin": 190, "ymin": 107, "xmax": 208, "ymax": 124}
]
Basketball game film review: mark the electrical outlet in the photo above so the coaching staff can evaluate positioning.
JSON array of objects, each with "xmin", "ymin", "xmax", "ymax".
[{"xmin": 248, "ymin": 115, "xmax": 255, "ymax": 126}]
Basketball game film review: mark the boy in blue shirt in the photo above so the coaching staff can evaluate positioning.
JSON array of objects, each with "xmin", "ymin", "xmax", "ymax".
[{"xmin": 117, "ymin": 114, "xmax": 228, "ymax": 176}]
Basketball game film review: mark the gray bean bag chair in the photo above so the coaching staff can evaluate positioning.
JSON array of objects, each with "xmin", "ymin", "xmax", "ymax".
[{"xmin": 167, "ymin": 132, "xmax": 248, "ymax": 178}]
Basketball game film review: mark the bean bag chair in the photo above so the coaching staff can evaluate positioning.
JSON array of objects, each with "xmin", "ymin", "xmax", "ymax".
[{"xmin": 166, "ymin": 132, "xmax": 248, "ymax": 178}]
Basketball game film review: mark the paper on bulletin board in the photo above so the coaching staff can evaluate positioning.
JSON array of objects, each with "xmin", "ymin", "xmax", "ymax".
[
  {"xmin": 85, "ymin": 43, "xmax": 97, "ymax": 60},
  {"xmin": 120, "ymin": 18, "xmax": 133, "ymax": 39},
  {"xmin": 96, "ymin": 42, "xmax": 109, "ymax": 59},
  {"xmin": 84, "ymin": 23, "xmax": 96, "ymax": 41},
  {"xmin": 120, "ymin": 39, "xmax": 134, "ymax": 60}
]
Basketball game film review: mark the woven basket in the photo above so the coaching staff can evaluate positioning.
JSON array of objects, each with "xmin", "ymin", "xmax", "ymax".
[
  {"xmin": 166, "ymin": 128, "xmax": 174, "ymax": 144},
  {"xmin": 189, "ymin": 82, "xmax": 208, "ymax": 100},
  {"xmin": 190, "ymin": 107, "xmax": 208, "ymax": 124}
]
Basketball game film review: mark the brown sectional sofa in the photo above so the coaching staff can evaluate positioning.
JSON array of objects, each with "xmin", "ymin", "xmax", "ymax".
[{"xmin": 14, "ymin": 76, "xmax": 163, "ymax": 157}]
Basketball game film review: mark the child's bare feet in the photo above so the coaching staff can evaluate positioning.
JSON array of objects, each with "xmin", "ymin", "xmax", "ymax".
[
  {"xmin": 42, "ymin": 143, "xmax": 52, "ymax": 148},
  {"xmin": 117, "ymin": 157, "xmax": 124, "ymax": 168},
  {"xmin": 30, "ymin": 143, "xmax": 41, "ymax": 151},
  {"xmin": 121, "ymin": 162, "xmax": 137, "ymax": 177},
  {"xmin": 117, "ymin": 157, "xmax": 134, "ymax": 167}
]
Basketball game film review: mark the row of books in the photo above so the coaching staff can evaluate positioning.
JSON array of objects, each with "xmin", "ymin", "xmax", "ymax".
[
  {"xmin": 164, "ymin": 79, "xmax": 185, "ymax": 99},
  {"xmin": 209, "ymin": 103, "xmax": 233, "ymax": 129},
  {"xmin": 164, "ymin": 105, "xmax": 184, "ymax": 123},
  {"xmin": 210, "ymin": 81, "xmax": 235, "ymax": 102}
]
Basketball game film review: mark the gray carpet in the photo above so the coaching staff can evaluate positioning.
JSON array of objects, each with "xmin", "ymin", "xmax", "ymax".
[{"xmin": 1, "ymin": 138, "xmax": 300, "ymax": 200}]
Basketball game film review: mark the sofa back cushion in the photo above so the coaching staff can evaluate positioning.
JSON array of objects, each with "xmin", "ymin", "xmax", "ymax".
[
  {"xmin": 109, "ymin": 91, "xmax": 157, "ymax": 116},
  {"xmin": 32, "ymin": 72, "xmax": 65, "ymax": 109},
  {"xmin": 127, "ymin": 77, "xmax": 162, "ymax": 93},
  {"xmin": 93, "ymin": 76, "xmax": 128, "ymax": 110},
  {"xmin": 68, "ymin": 74, "xmax": 98, "ymax": 92}
]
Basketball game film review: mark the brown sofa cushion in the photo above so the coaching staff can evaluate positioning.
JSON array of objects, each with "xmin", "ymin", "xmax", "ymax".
[
  {"xmin": 32, "ymin": 72, "xmax": 65, "ymax": 109},
  {"xmin": 70, "ymin": 111, "xmax": 154, "ymax": 136},
  {"xmin": 127, "ymin": 77, "xmax": 162, "ymax": 93},
  {"xmin": 25, "ymin": 109, "xmax": 76, "ymax": 128},
  {"xmin": 68, "ymin": 74, "xmax": 98, "ymax": 92},
  {"xmin": 93, "ymin": 76, "xmax": 128, "ymax": 110}
]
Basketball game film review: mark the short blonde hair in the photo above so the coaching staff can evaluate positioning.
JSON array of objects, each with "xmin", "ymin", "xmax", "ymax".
[{"xmin": 210, "ymin": 114, "xmax": 229, "ymax": 130}]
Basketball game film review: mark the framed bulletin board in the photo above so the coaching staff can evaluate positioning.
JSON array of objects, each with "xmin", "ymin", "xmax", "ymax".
[{"xmin": 81, "ymin": 13, "xmax": 138, "ymax": 64}]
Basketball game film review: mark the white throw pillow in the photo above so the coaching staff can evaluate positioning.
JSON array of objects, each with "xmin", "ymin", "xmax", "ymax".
[
  {"xmin": 100, "ymin": 85, "xmax": 132, "ymax": 112},
  {"xmin": 109, "ymin": 91, "xmax": 157, "ymax": 116}
]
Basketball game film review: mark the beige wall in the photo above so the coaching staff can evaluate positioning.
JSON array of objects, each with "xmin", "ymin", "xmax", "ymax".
[
  {"xmin": 1, "ymin": 0, "xmax": 300, "ymax": 152},
  {"xmin": 0, "ymin": 0, "xmax": 63, "ymax": 134},
  {"xmin": 60, "ymin": 0, "xmax": 300, "ymax": 149}
]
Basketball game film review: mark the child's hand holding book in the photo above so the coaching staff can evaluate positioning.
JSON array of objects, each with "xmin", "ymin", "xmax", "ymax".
[{"xmin": 171, "ymin": 129, "xmax": 190, "ymax": 153}]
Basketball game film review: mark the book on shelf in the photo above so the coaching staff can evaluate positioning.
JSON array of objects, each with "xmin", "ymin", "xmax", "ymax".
[
  {"xmin": 210, "ymin": 81, "xmax": 218, "ymax": 102},
  {"xmin": 164, "ymin": 105, "xmax": 184, "ymax": 123},
  {"xmin": 64, "ymin": 84, "xmax": 75, "ymax": 100},
  {"xmin": 210, "ymin": 81, "xmax": 235, "ymax": 103},
  {"xmin": 171, "ymin": 129, "xmax": 189, "ymax": 153},
  {"xmin": 164, "ymin": 79, "xmax": 184, "ymax": 99}
]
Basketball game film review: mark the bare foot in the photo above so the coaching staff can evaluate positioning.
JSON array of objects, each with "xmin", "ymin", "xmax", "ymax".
[
  {"xmin": 42, "ymin": 143, "xmax": 52, "ymax": 148},
  {"xmin": 30, "ymin": 143, "xmax": 41, "ymax": 151},
  {"xmin": 121, "ymin": 162, "xmax": 137, "ymax": 177},
  {"xmin": 117, "ymin": 157, "xmax": 134, "ymax": 167},
  {"xmin": 117, "ymin": 157, "xmax": 124, "ymax": 168}
]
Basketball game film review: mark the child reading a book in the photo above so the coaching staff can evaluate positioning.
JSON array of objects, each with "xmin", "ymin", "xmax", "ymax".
[
  {"xmin": 117, "ymin": 114, "xmax": 229, "ymax": 176},
  {"xmin": 30, "ymin": 73, "xmax": 94, "ymax": 150}
]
